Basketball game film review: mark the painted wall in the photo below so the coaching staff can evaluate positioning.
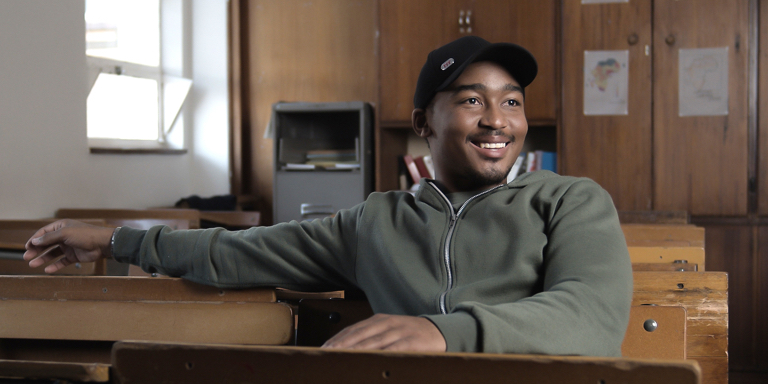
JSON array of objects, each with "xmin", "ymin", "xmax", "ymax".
[{"xmin": 0, "ymin": 0, "xmax": 230, "ymax": 219}]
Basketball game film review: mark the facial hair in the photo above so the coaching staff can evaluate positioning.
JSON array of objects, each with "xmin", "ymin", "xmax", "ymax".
[
  {"xmin": 460, "ymin": 131, "xmax": 515, "ymax": 187},
  {"xmin": 459, "ymin": 159, "xmax": 512, "ymax": 189}
]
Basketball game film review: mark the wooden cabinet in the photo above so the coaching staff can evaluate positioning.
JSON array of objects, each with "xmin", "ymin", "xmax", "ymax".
[
  {"xmin": 379, "ymin": 0, "xmax": 462, "ymax": 124},
  {"xmin": 377, "ymin": 0, "xmax": 558, "ymax": 190},
  {"xmin": 561, "ymin": 0, "xmax": 653, "ymax": 211},
  {"xmin": 653, "ymin": 1, "xmax": 750, "ymax": 216},
  {"xmin": 561, "ymin": 0, "xmax": 750, "ymax": 216},
  {"xmin": 760, "ymin": 0, "xmax": 768, "ymax": 217},
  {"xmin": 379, "ymin": 0, "xmax": 557, "ymax": 124}
]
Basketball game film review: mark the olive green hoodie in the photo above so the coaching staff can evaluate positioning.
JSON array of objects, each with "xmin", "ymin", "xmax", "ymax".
[{"xmin": 113, "ymin": 171, "xmax": 632, "ymax": 356}]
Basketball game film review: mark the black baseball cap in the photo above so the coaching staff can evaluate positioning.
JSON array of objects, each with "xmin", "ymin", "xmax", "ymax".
[{"xmin": 413, "ymin": 36, "xmax": 538, "ymax": 109}]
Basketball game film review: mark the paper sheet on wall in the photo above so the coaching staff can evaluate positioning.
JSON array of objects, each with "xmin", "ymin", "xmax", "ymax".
[
  {"xmin": 583, "ymin": 50, "xmax": 629, "ymax": 116},
  {"xmin": 678, "ymin": 47, "xmax": 729, "ymax": 116}
]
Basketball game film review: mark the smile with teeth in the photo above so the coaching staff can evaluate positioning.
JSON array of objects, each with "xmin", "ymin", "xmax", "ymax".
[{"xmin": 478, "ymin": 142, "xmax": 508, "ymax": 149}]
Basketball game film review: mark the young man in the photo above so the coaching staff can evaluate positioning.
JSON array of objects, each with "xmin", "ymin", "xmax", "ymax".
[{"xmin": 25, "ymin": 36, "xmax": 632, "ymax": 356}]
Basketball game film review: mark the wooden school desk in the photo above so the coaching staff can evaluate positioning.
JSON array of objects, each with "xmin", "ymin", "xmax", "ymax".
[
  {"xmin": 0, "ymin": 276, "xmax": 293, "ymax": 382},
  {"xmin": 0, "ymin": 219, "xmax": 108, "ymax": 275},
  {"xmin": 110, "ymin": 341, "xmax": 701, "ymax": 384}
]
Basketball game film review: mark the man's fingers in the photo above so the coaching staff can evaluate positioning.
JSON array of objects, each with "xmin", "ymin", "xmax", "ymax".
[
  {"xmin": 28, "ymin": 227, "xmax": 65, "ymax": 249},
  {"xmin": 43, "ymin": 255, "xmax": 72, "ymax": 274},
  {"xmin": 24, "ymin": 221, "xmax": 69, "ymax": 258},
  {"xmin": 322, "ymin": 314, "xmax": 447, "ymax": 352},
  {"xmin": 322, "ymin": 314, "xmax": 386, "ymax": 349},
  {"xmin": 26, "ymin": 245, "xmax": 63, "ymax": 268}
]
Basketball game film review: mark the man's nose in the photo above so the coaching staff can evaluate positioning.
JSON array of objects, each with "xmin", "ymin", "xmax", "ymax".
[{"xmin": 479, "ymin": 105, "xmax": 507, "ymax": 129}]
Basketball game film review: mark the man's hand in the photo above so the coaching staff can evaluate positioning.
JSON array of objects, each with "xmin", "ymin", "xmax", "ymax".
[
  {"xmin": 23, "ymin": 219, "xmax": 115, "ymax": 273},
  {"xmin": 321, "ymin": 314, "xmax": 447, "ymax": 352}
]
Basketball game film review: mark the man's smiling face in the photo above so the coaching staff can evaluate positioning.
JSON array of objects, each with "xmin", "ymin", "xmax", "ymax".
[{"xmin": 414, "ymin": 61, "xmax": 528, "ymax": 193}]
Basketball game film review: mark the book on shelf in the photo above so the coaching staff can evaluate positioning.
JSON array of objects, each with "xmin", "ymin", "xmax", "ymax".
[
  {"xmin": 398, "ymin": 154, "xmax": 436, "ymax": 190},
  {"xmin": 539, "ymin": 151, "xmax": 556, "ymax": 173},
  {"xmin": 398, "ymin": 156, "xmax": 409, "ymax": 190},
  {"xmin": 413, "ymin": 157, "xmax": 431, "ymax": 180},
  {"xmin": 506, "ymin": 151, "xmax": 557, "ymax": 181},
  {"xmin": 284, "ymin": 162, "xmax": 360, "ymax": 171},
  {"xmin": 402, "ymin": 155, "xmax": 422, "ymax": 186},
  {"xmin": 422, "ymin": 155, "xmax": 435, "ymax": 179},
  {"xmin": 283, "ymin": 163, "xmax": 318, "ymax": 171},
  {"xmin": 305, "ymin": 149, "xmax": 357, "ymax": 162},
  {"xmin": 507, "ymin": 154, "xmax": 526, "ymax": 183},
  {"xmin": 282, "ymin": 148, "xmax": 360, "ymax": 171}
]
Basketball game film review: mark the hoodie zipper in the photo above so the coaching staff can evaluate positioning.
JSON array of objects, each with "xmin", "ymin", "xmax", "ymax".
[{"xmin": 428, "ymin": 182, "xmax": 504, "ymax": 314}]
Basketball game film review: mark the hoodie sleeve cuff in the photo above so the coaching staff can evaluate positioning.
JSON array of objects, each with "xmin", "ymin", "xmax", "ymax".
[
  {"xmin": 111, "ymin": 226, "xmax": 147, "ymax": 266},
  {"xmin": 422, "ymin": 311, "xmax": 480, "ymax": 352}
]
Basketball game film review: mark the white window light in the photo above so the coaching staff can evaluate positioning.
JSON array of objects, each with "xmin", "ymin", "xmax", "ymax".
[{"xmin": 85, "ymin": 0, "xmax": 191, "ymax": 151}]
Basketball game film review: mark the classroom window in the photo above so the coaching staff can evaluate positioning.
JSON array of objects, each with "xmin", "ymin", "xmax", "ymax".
[{"xmin": 85, "ymin": 0, "xmax": 191, "ymax": 152}]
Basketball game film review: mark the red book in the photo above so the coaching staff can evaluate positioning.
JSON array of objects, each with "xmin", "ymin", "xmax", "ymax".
[
  {"xmin": 402, "ymin": 155, "xmax": 422, "ymax": 184},
  {"xmin": 413, "ymin": 156, "xmax": 432, "ymax": 179}
]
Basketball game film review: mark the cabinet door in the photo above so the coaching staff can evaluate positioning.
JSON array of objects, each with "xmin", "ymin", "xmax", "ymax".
[
  {"xmin": 758, "ymin": 226, "xmax": 768, "ymax": 372},
  {"xmin": 653, "ymin": 0, "xmax": 750, "ymax": 216},
  {"xmin": 379, "ymin": 0, "xmax": 463, "ymax": 123},
  {"xmin": 468, "ymin": 0, "xmax": 557, "ymax": 123},
  {"xmin": 760, "ymin": 0, "xmax": 768, "ymax": 216},
  {"xmin": 561, "ymin": 0, "xmax": 653, "ymax": 210}
]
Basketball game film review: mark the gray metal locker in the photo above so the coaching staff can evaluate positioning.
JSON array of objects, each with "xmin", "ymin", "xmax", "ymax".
[{"xmin": 272, "ymin": 101, "xmax": 373, "ymax": 223}]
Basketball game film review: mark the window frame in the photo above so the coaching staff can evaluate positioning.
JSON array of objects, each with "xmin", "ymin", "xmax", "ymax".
[{"xmin": 85, "ymin": 0, "xmax": 190, "ymax": 154}]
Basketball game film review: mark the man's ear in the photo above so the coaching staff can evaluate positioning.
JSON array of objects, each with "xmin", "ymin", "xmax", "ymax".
[{"xmin": 412, "ymin": 108, "xmax": 432, "ymax": 138}]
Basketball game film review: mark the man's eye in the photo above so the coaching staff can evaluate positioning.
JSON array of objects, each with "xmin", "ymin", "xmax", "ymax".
[
  {"xmin": 506, "ymin": 99, "xmax": 519, "ymax": 106},
  {"xmin": 465, "ymin": 98, "xmax": 480, "ymax": 104}
]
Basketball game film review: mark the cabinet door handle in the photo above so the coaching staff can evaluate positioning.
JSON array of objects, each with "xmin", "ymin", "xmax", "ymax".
[
  {"xmin": 465, "ymin": 10, "xmax": 472, "ymax": 33},
  {"xmin": 665, "ymin": 34, "xmax": 676, "ymax": 46},
  {"xmin": 301, "ymin": 203, "xmax": 335, "ymax": 218},
  {"xmin": 627, "ymin": 33, "xmax": 639, "ymax": 46},
  {"xmin": 458, "ymin": 10, "xmax": 472, "ymax": 34}
]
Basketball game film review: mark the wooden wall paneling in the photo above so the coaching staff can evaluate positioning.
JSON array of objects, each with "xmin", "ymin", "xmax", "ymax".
[
  {"xmin": 378, "ymin": 0, "xmax": 463, "ymax": 124},
  {"xmin": 245, "ymin": 0, "xmax": 378, "ymax": 224},
  {"xmin": 758, "ymin": 226, "xmax": 768, "ymax": 372},
  {"xmin": 468, "ymin": 0, "xmax": 557, "ymax": 123},
  {"xmin": 653, "ymin": 0, "xmax": 750, "ymax": 216},
  {"xmin": 229, "ymin": 0, "xmax": 250, "ymax": 196},
  {"xmin": 699, "ymin": 223, "xmax": 752, "ymax": 373},
  {"xmin": 560, "ymin": 0, "xmax": 653, "ymax": 211},
  {"xmin": 375, "ymin": 128, "xmax": 409, "ymax": 192},
  {"xmin": 760, "ymin": 0, "xmax": 768, "ymax": 215}
]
